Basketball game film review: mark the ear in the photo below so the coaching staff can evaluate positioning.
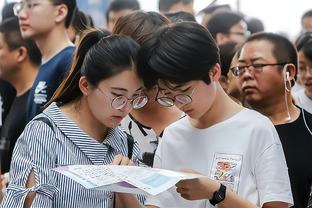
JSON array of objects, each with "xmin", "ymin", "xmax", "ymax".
[
  {"xmin": 283, "ymin": 64, "xmax": 296, "ymax": 81},
  {"xmin": 55, "ymin": 4, "xmax": 68, "ymax": 25},
  {"xmin": 16, "ymin": 46, "xmax": 27, "ymax": 63},
  {"xmin": 210, "ymin": 63, "xmax": 221, "ymax": 82},
  {"xmin": 79, "ymin": 76, "xmax": 90, "ymax": 96}
]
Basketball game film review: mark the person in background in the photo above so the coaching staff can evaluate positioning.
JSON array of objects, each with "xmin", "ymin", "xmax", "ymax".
[
  {"xmin": 158, "ymin": 0, "xmax": 194, "ymax": 14},
  {"xmin": 14, "ymin": 0, "xmax": 77, "ymax": 121},
  {"xmin": 106, "ymin": 0, "xmax": 140, "ymax": 32},
  {"xmin": 206, "ymin": 11, "xmax": 249, "ymax": 45},
  {"xmin": 67, "ymin": 9, "xmax": 94, "ymax": 45},
  {"xmin": 1, "ymin": 30, "xmax": 148, "ymax": 208},
  {"xmin": 0, "ymin": 2, "xmax": 18, "ymax": 138},
  {"xmin": 0, "ymin": 17, "xmax": 41, "ymax": 185},
  {"xmin": 235, "ymin": 32, "xmax": 312, "ymax": 208},
  {"xmin": 293, "ymin": 32, "xmax": 312, "ymax": 113},
  {"xmin": 164, "ymin": 11, "xmax": 196, "ymax": 23},
  {"xmin": 114, "ymin": 11, "xmax": 183, "ymax": 167},
  {"xmin": 198, "ymin": 3, "xmax": 231, "ymax": 28},
  {"xmin": 246, "ymin": 17, "xmax": 264, "ymax": 34},
  {"xmin": 301, "ymin": 9, "xmax": 312, "ymax": 33}
]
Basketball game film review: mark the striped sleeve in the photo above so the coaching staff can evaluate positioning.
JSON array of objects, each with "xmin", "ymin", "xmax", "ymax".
[{"xmin": 1, "ymin": 120, "xmax": 59, "ymax": 208}]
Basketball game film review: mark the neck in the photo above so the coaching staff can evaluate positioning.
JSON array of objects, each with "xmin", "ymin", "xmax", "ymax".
[
  {"xmin": 190, "ymin": 83, "xmax": 243, "ymax": 129},
  {"xmin": 35, "ymin": 27, "xmax": 73, "ymax": 62},
  {"xmin": 131, "ymin": 100, "xmax": 182, "ymax": 136},
  {"xmin": 61, "ymin": 99, "xmax": 109, "ymax": 142},
  {"xmin": 8, "ymin": 62, "xmax": 38, "ymax": 96},
  {"xmin": 250, "ymin": 93, "xmax": 300, "ymax": 125}
]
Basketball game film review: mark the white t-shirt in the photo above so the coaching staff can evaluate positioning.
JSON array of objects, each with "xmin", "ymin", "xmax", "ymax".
[
  {"xmin": 293, "ymin": 89, "xmax": 312, "ymax": 114},
  {"xmin": 145, "ymin": 108, "xmax": 293, "ymax": 208}
]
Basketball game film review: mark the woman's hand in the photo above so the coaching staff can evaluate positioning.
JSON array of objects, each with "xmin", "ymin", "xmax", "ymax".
[{"xmin": 112, "ymin": 154, "xmax": 134, "ymax": 166}]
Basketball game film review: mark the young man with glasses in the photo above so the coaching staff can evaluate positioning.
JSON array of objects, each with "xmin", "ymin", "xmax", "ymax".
[
  {"xmin": 235, "ymin": 32, "xmax": 312, "ymax": 208},
  {"xmin": 14, "ymin": 0, "xmax": 76, "ymax": 121},
  {"xmin": 116, "ymin": 22, "xmax": 293, "ymax": 208},
  {"xmin": 206, "ymin": 11, "xmax": 250, "ymax": 46}
]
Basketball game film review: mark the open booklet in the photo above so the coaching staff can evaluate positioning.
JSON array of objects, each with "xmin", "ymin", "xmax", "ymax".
[{"xmin": 54, "ymin": 165, "xmax": 204, "ymax": 196}]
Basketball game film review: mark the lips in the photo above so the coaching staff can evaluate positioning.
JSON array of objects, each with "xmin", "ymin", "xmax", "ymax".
[{"xmin": 242, "ymin": 85, "xmax": 258, "ymax": 94}]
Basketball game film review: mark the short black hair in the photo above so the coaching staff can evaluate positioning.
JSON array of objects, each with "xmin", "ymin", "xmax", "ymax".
[
  {"xmin": 159, "ymin": 0, "xmax": 193, "ymax": 13},
  {"xmin": 302, "ymin": 9, "xmax": 312, "ymax": 26},
  {"xmin": 199, "ymin": 4, "xmax": 231, "ymax": 15},
  {"xmin": 219, "ymin": 42, "xmax": 237, "ymax": 76},
  {"xmin": 2, "ymin": 3, "xmax": 15, "ymax": 20},
  {"xmin": 51, "ymin": 0, "xmax": 77, "ymax": 28},
  {"xmin": 137, "ymin": 22, "xmax": 220, "ymax": 88},
  {"xmin": 106, "ymin": 0, "xmax": 140, "ymax": 23},
  {"xmin": 296, "ymin": 32, "xmax": 312, "ymax": 61},
  {"xmin": 164, "ymin": 11, "xmax": 196, "ymax": 23},
  {"xmin": 244, "ymin": 32, "xmax": 298, "ymax": 85},
  {"xmin": 206, "ymin": 11, "xmax": 244, "ymax": 39},
  {"xmin": 246, "ymin": 17, "xmax": 264, "ymax": 34},
  {"xmin": 0, "ymin": 17, "xmax": 41, "ymax": 66}
]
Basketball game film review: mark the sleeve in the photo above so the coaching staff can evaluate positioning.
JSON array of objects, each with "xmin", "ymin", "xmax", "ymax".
[
  {"xmin": 254, "ymin": 124, "xmax": 294, "ymax": 207},
  {"xmin": 1, "ymin": 120, "xmax": 59, "ymax": 208}
]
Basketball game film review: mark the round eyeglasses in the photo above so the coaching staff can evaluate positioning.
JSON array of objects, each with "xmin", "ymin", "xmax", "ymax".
[
  {"xmin": 155, "ymin": 87, "xmax": 196, "ymax": 107},
  {"xmin": 97, "ymin": 87, "xmax": 148, "ymax": 110}
]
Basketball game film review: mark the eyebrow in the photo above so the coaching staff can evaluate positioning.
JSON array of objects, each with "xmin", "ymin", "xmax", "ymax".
[
  {"xmin": 238, "ymin": 57, "xmax": 266, "ymax": 63},
  {"xmin": 111, "ymin": 87, "xmax": 143, "ymax": 92}
]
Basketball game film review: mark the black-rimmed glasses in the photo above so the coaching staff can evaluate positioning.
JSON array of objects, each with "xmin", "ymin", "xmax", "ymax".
[
  {"xmin": 230, "ymin": 63, "xmax": 289, "ymax": 77},
  {"xmin": 97, "ymin": 87, "xmax": 148, "ymax": 110}
]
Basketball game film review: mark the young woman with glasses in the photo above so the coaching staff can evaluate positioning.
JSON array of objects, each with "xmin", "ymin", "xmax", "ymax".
[{"xmin": 1, "ymin": 30, "xmax": 148, "ymax": 208}]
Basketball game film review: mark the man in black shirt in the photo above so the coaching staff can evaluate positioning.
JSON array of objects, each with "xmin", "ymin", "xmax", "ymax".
[
  {"xmin": 235, "ymin": 32, "xmax": 312, "ymax": 208},
  {"xmin": 0, "ymin": 17, "xmax": 41, "ymax": 175}
]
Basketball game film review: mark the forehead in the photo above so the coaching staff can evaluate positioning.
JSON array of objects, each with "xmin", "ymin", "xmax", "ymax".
[{"xmin": 239, "ymin": 40, "xmax": 275, "ymax": 61}]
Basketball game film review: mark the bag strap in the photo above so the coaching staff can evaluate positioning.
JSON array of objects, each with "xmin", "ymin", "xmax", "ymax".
[
  {"xmin": 125, "ymin": 132, "xmax": 134, "ymax": 159},
  {"xmin": 33, "ymin": 117, "xmax": 54, "ymax": 131}
]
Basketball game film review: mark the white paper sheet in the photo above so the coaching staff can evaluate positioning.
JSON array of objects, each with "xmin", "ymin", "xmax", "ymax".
[{"xmin": 54, "ymin": 165, "xmax": 203, "ymax": 195}]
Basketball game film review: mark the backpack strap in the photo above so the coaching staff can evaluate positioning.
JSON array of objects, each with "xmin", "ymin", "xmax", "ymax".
[
  {"xmin": 125, "ymin": 132, "xmax": 134, "ymax": 159},
  {"xmin": 33, "ymin": 117, "xmax": 54, "ymax": 132}
]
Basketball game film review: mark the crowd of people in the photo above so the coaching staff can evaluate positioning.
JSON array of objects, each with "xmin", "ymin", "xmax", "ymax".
[{"xmin": 0, "ymin": 0, "xmax": 311, "ymax": 207}]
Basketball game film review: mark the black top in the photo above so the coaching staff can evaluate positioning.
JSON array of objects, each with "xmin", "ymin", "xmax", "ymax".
[
  {"xmin": 0, "ymin": 90, "xmax": 30, "ymax": 173},
  {"xmin": 275, "ymin": 109, "xmax": 312, "ymax": 208},
  {"xmin": 0, "ymin": 80, "xmax": 16, "ymax": 133}
]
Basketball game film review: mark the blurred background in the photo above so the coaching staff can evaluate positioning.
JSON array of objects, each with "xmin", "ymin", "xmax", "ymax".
[{"xmin": 1, "ymin": 0, "xmax": 312, "ymax": 40}]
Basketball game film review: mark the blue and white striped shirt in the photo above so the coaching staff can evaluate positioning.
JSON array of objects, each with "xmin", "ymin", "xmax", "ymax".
[{"xmin": 1, "ymin": 102, "xmax": 140, "ymax": 208}]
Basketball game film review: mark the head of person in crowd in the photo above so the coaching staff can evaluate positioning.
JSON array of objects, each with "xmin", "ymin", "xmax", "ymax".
[
  {"xmin": 198, "ymin": 3, "xmax": 231, "ymax": 27},
  {"xmin": 246, "ymin": 17, "xmax": 264, "ymax": 34},
  {"xmin": 13, "ymin": 0, "xmax": 77, "ymax": 40},
  {"xmin": 235, "ymin": 32, "xmax": 297, "ymax": 115},
  {"xmin": 206, "ymin": 11, "xmax": 249, "ymax": 45},
  {"xmin": 113, "ymin": 10, "xmax": 170, "ymax": 45},
  {"xmin": 2, "ymin": 3, "xmax": 15, "ymax": 20},
  {"xmin": 295, "ymin": 32, "xmax": 312, "ymax": 99},
  {"xmin": 48, "ymin": 30, "xmax": 147, "ymax": 129},
  {"xmin": 159, "ymin": 0, "xmax": 194, "ymax": 14},
  {"xmin": 106, "ymin": 0, "xmax": 140, "ymax": 32},
  {"xmin": 137, "ymin": 22, "xmax": 225, "ymax": 119},
  {"xmin": 67, "ymin": 9, "xmax": 94, "ymax": 45},
  {"xmin": 0, "ymin": 17, "xmax": 41, "ymax": 86},
  {"xmin": 218, "ymin": 42, "xmax": 237, "ymax": 92},
  {"xmin": 227, "ymin": 46, "xmax": 245, "ymax": 104},
  {"xmin": 164, "ymin": 11, "xmax": 196, "ymax": 23},
  {"xmin": 301, "ymin": 9, "xmax": 312, "ymax": 32}
]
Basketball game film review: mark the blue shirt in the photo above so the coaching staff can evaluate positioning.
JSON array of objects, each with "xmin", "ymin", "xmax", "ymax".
[
  {"xmin": 26, "ymin": 46, "xmax": 75, "ymax": 121},
  {"xmin": 1, "ymin": 102, "xmax": 140, "ymax": 208}
]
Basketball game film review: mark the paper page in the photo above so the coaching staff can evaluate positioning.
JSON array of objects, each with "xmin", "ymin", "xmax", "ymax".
[{"xmin": 54, "ymin": 165, "xmax": 204, "ymax": 195}]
